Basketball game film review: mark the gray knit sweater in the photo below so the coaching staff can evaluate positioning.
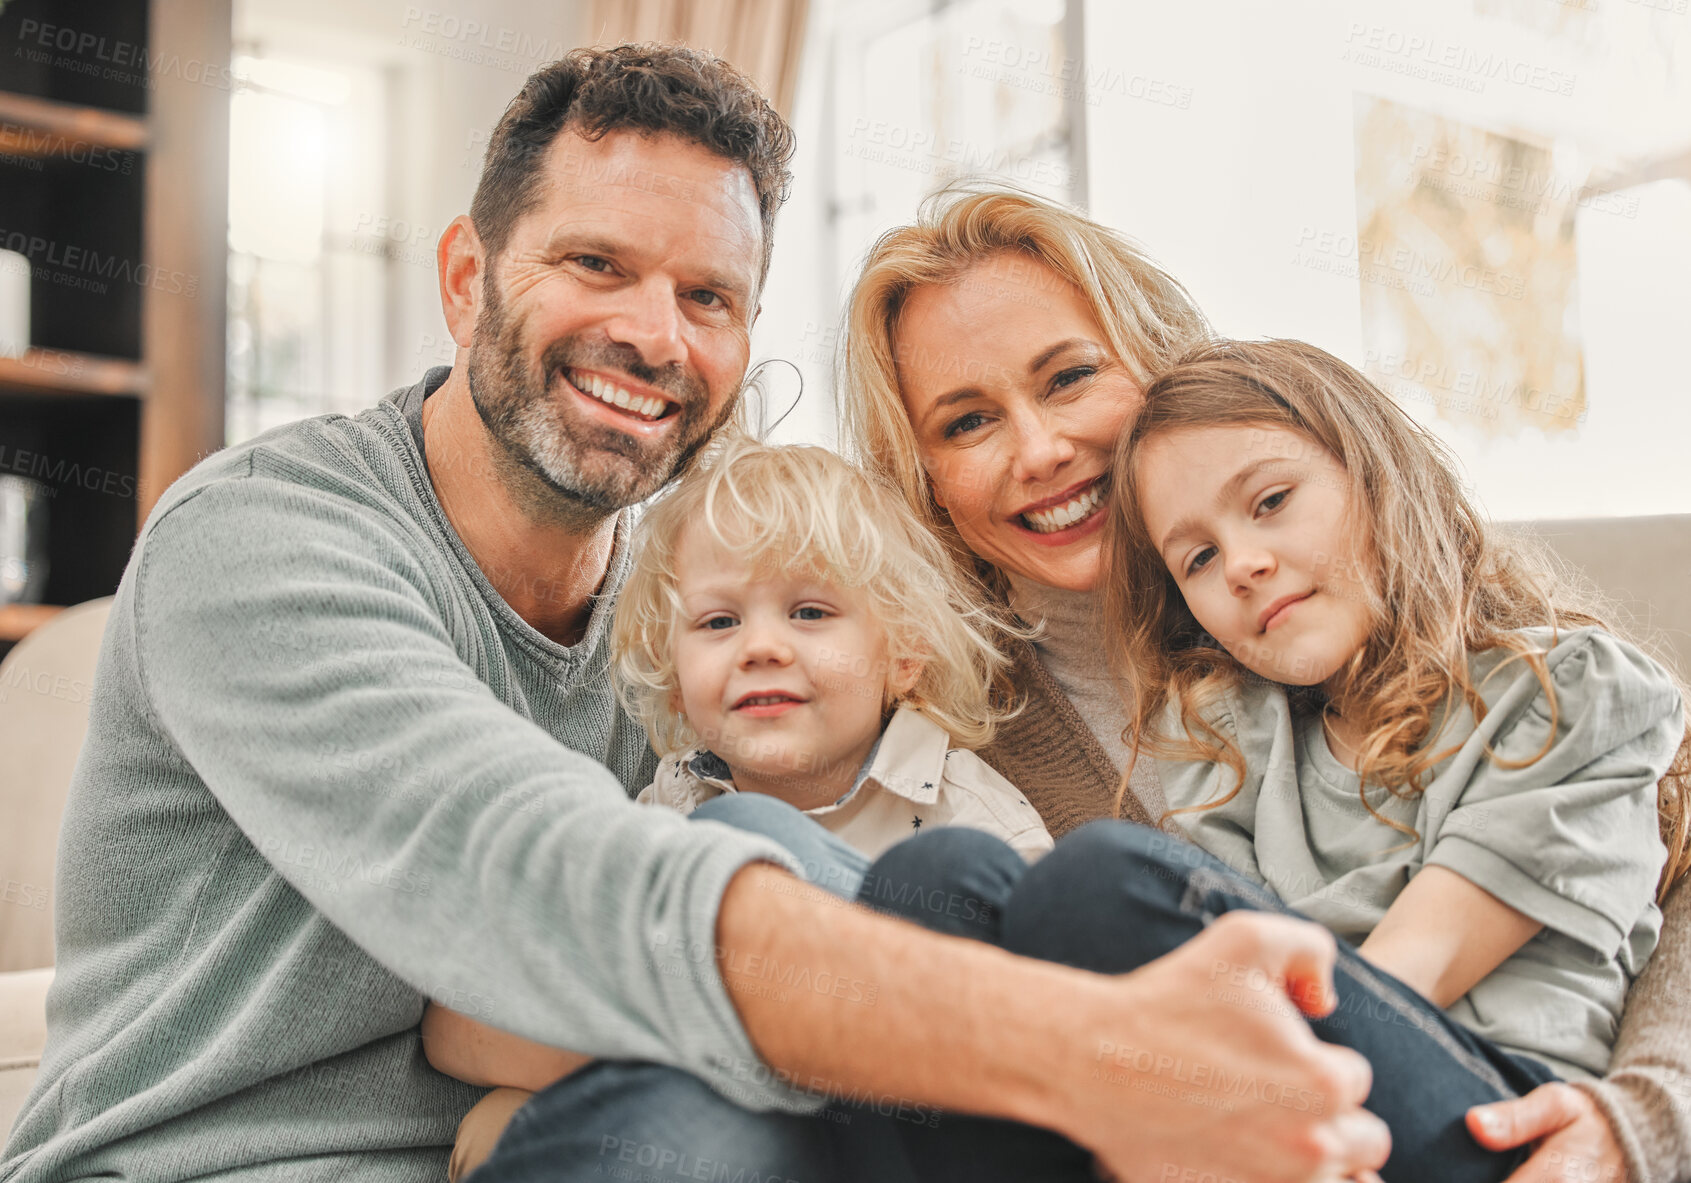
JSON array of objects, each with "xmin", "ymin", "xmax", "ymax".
[{"xmin": 0, "ymin": 370, "xmax": 803, "ymax": 1183}]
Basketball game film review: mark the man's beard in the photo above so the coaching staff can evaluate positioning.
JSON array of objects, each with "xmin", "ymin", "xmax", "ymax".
[{"xmin": 464, "ymin": 276, "xmax": 732, "ymax": 528}]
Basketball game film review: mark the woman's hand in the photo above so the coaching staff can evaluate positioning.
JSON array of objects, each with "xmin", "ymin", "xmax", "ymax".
[{"xmin": 1467, "ymin": 1083, "xmax": 1628, "ymax": 1182}]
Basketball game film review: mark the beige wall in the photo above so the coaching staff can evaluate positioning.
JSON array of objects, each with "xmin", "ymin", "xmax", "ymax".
[
  {"xmin": 1080, "ymin": 0, "xmax": 1691, "ymax": 525},
  {"xmin": 1513, "ymin": 515, "xmax": 1691, "ymax": 681}
]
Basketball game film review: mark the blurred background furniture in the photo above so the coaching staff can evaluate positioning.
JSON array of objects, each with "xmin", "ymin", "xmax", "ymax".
[
  {"xmin": 0, "ymin": 597, "xmax": 112, "ymax": 1134},
  {"xmin": 1511, "ymin": 515, "xmax": 1691, "ymax": 682},
  {"xmin": 0, "ymin": 969, "xmax": 52, "ymax": 1139},
  {"xmin": 0, "ymin": 0, "xmax": 229, "ymax": 662}
]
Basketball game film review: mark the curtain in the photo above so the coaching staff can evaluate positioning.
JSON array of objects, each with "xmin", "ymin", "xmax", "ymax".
[{"xmin": 586, "ymin": 0, "xmax": 810, "ymax": 117}]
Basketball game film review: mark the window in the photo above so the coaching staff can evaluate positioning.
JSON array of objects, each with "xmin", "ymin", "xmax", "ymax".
[{"xmin": 226, "ymin": 53, "xmax": 386, "ymax": 444}]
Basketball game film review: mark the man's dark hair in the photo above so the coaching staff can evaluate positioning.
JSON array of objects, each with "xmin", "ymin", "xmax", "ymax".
[{"xmin": 470, "ymin": 43, "xmax": 795, "ymax": 290}]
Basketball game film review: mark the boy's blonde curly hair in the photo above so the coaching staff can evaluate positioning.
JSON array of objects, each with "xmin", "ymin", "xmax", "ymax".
[{"xmin": 613, "ymin": 434, "xmax": 1017, "ymax": 758}]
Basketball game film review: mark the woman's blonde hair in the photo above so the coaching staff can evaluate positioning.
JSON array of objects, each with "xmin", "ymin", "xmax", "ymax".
[
  {"xmin": 1103, "ymin": 338, "xmax": 1691, "ymax": 898},
  {"xmin": 613, "ymin": 433, "xmax": 1013, "ymax": 756},
  {"xmin": 839, "ymin": 181, "xmax": 1212, "ymax": 601}
]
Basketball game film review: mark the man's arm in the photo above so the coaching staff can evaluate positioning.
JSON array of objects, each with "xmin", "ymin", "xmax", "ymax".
[
  {"xmin": 133, "ymin": 480, "xmax": 810, "ymax": 1109},
  {"xmin": 420, "ymin": 866, "xmax": 1393, "ymax": 1181},
  {"xmin": 716, "ymin": 865, "xmax": 1392, "ymax": 1183}
]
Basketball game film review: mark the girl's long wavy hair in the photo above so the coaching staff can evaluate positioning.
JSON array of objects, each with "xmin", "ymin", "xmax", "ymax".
[
  {"xmin": 614, "ymin": 433, "xmax": 1014, "ymax": 757},
  {"xmin": 839, "ymin": 181, "xmax": 1212, "ymax": 614},
  {"xmin": 1103, "ymin": 339, "xmax": 1691, "ymax": 899}
]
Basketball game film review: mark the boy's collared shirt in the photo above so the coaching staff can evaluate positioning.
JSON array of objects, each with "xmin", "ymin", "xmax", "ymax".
[{"xmin": 639, "ymin": 707, "xmax": 1055, "ymax": 861}]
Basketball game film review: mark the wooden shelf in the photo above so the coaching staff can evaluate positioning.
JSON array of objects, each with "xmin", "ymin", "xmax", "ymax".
[
  {"xmin": 0, "ymin": 92, "xmax": 148, "ymax": 156},
  {"xmin": 0, "ymin": 0, "xmax": 227, "ymax": 580},
  {"xmin": 0, "ymin": 603, "xmax": 63, "ymax": 643},
  {"xmin": 0, "ymin": 349, "xmax": 147, "ymax": 398}
]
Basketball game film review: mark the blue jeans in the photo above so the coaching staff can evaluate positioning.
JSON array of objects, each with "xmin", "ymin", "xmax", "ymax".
[
  {"xmin": 470, "ymin": 800, "xmax": 1555, "ymax": 1182},
  {"xmin": 691, "ymin": 792, "xmax": 872, "ymax": 899},
  {"xmin": 867, "ymin": 821, "xmax": 1560, "ymax": 1183}
]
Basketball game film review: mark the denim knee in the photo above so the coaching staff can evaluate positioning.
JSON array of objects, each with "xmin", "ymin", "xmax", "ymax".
[
  {"xmin": 690, "ymin": 790, "xmax": 808, "ymax": 831},
  {"xmin": 689, "ymin": 792, "xmax": 868, "ymax": 899},
  {"xmin": 1030, "ymin": 821, "xmax": 1246, "ymax": 908},
  {"xmin": 1061, "ymin": 819, "xmax": 1212, "ymax": 871},
  {"xmin": 1000, "ymin": 821, "xmax": 1251, "ymax": 972},
  {"xmin": 857, "ymin": 827, "xmax": 1024, "ymax": 942}
]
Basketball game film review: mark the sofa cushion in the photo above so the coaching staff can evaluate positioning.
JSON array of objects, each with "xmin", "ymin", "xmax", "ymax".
[{"xmin": 0, "ymin": 967, "xmax": 52, "ymax": 1138}]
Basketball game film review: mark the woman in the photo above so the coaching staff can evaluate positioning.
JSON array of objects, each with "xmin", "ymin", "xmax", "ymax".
[{"xmin": 839, "ymin": 182, "xmax": 1691, "ymax": 1183}]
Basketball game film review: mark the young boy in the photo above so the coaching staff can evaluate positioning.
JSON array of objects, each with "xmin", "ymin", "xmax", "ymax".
[{"xmin": 617, "ymin": 438, "xmax": 1052, "ymax": 864}]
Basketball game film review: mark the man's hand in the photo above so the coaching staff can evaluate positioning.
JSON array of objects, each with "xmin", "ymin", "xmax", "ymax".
[
  {"xmin": 1069, "ymin": 911, "xmax": 1391, "ymax": 1182},
  {"xmin": 1468, "ymin": 1084, "xmax": 1628, "ymax": 1183},
  {"xmin": 719, "ymin": 865, "xmax": 1389, "ymax": 1183}
]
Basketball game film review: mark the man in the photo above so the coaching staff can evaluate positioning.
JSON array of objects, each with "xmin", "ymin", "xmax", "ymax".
[{"xmin": 1, "ymin": 46, "xmax": 1388, "ymax": 1183}]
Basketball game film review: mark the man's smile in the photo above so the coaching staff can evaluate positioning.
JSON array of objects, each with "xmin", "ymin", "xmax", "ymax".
[{"xmin": 562, "ymin": 367, "xmax": 679, "ymax": 424}]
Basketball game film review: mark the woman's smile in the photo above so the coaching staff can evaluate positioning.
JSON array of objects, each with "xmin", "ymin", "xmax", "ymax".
[{"xmin": 1011, "ymin": 476, "xmax": 1109, "ymax": 539}]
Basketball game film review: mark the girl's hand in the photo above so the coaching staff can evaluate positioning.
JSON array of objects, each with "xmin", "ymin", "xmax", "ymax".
[{"xmin": 1467, "ymin": 1083, "xmax": 1628, "ymax": 1182}]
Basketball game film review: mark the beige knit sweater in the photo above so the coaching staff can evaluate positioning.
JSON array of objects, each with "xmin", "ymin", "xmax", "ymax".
[{"xmin": 980, "ymin": 633, "xmax": 1691, "ymax": 1183}]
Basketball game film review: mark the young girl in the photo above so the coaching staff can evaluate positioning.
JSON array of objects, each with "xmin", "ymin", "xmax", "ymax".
[
  {"xmin": 430, "ymin": 436, "xmax": 1052, "ymax": 1179},
  {"xmin": 1097, "ymin": 337, "xmax": 1690, "ymax": 1179}
]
